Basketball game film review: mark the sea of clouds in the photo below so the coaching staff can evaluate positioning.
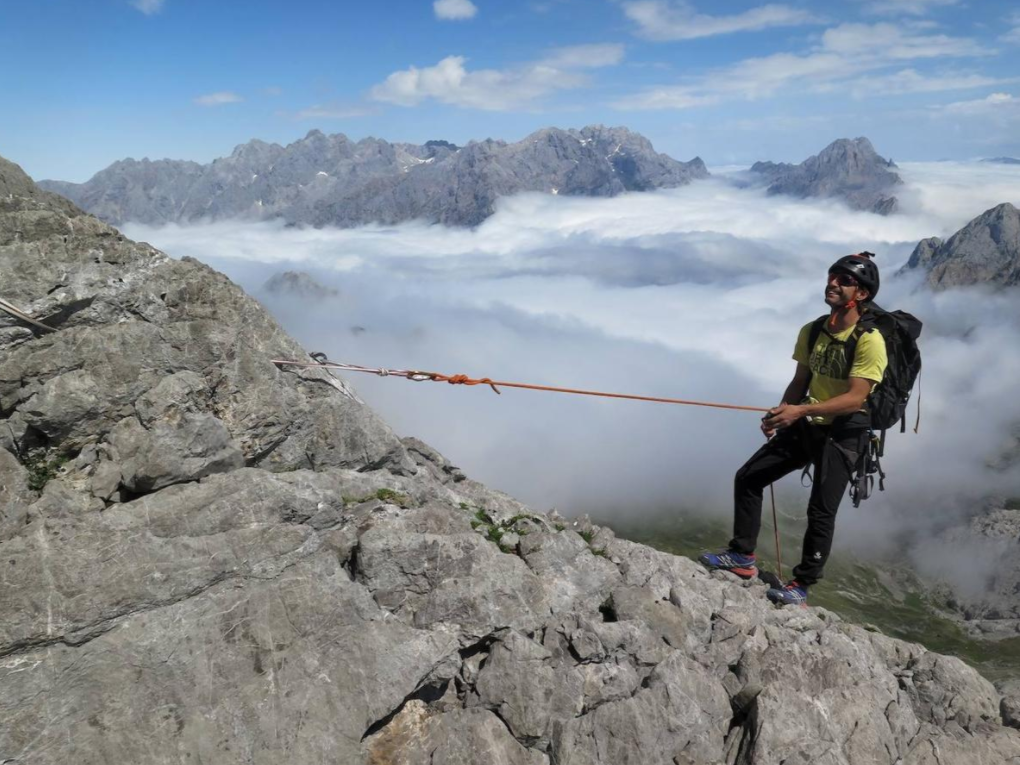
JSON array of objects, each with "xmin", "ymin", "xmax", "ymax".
[{"xmin": 124, "ymin": 160, "xmax": 1020, "ymax": 577}]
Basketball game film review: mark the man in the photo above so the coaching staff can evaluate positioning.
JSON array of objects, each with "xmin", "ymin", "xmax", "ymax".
[{"xmin": 699, "ymin": 253, "xmax": 888, "ymax": 607}]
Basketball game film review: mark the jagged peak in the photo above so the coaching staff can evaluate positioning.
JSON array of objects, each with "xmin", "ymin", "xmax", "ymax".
[
  {"xmin": 0, "ymin": 154, "xmax": 39, "ymax": 197},
  {"xmin": 975, "ymin": 201, "xmax": 1019, "ymax": 219},
  {"xmin": 902, "ymin": 201, "xmax": 1020, "ymax": 288}
]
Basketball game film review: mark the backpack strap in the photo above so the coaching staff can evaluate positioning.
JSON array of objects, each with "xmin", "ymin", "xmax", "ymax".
[{"xmin": 807, "ymin": 316, "xmax": 827, "ymax": 356}]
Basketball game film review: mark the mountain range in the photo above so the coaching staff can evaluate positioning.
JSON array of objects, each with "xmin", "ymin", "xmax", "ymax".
[
  {"xmin": 39, "ymin": 130, "xmax": 910, "ymax": 229},
  {"xmin": 39, "ymin": 126, "xmax": 708, "ymax": 228}
]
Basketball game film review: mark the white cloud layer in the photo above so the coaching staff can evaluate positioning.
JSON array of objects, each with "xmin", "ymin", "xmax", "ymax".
[
  {"xmin": 615, "ymin": 22, "xmax": 994, "ymax": 110},
  {"xmin": 434, "ymin": 0, "xmax": 478, "ymax": 20},
  {"xmin": 124, "ymin": 161, "xmax": 1020, "ymax": 591},
  {"xmin": 371, "ymin": 45, "xmax": 623, "ymax": 111},
  {"xmin": 131, "ymin": 0, "xmax": 164, "ymax": 15},
  {"xmin": 193, "ymin": 91, "xmax": 243, "ymax": 107},
  {"xmin": 623, "ymin": 1, "xmax": 820, "ymax": 41}
]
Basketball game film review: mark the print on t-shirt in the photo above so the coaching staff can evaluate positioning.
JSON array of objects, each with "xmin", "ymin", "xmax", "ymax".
[{"xmin": 810, "ymin": 335, "xmax": 851, "ymax": 379}]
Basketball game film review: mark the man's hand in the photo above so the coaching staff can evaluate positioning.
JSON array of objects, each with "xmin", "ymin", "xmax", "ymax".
[{"xmin": 762, "ymin": 402, "xmax": 805, "ymax": 434}]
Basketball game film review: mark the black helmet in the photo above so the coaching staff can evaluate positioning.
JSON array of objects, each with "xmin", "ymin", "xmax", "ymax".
[{"xmin": 829, "ymin": 251, "xmax": 879, "ymax": 301}]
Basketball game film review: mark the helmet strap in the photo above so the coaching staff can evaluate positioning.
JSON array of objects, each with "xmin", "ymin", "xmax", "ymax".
[{"xmin": 829, "ymin": 300, "xmax": 860, "ymax": 329}]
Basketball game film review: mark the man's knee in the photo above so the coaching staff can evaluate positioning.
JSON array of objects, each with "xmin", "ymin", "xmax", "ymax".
[
  {"xmin": 734, "ymin": 463, "xmax": 752, "ymax": 491},
  {"xmin": 735, "ymin": 457, "xmax": 768, "ymax": 492}
]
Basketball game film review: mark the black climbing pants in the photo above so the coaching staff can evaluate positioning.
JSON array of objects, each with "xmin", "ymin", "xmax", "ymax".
[{"xmin": 728, "ymin": 413, "xmax": 868, "ymax": 586}]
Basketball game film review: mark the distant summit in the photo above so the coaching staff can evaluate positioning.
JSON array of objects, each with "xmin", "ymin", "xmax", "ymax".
[
  {"xmin": 750, "ymin": 137, "xmax": 901, "ymax": 215},
  {"xmin": 981, "ymin": 157, "xmax": 1020, "ymax": 165},
  {"xmin": 39, "ymin": 126, "xmax": 708, "ymax": 229},
  {"xmin": 901, "ymin": 202, "xmax": 1020, "ymax": 289},
  {"xmin": 263, "ymin": 270, "xmax": 338, "ymax": 299}
]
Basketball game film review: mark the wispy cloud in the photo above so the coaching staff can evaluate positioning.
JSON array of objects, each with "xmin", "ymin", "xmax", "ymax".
[
  {"xmin": 615, "ymin": 22, "xmax": 994, "ymax": 110},
  {"xmin": 848, "ymin": 70, "xmax": 1014, "ymax": 98},
  {"xmin": 434, "ymin": 0, "xmax": 478, "ymax": 20},
  {"xmin": 943, "ymin": 92, "xmax": 1018, "ymax": 115},
  {"xmin": 263, "ymin": 86, "xmax": 283, "ymax": 97},
  {"xmin": 1002, "ymin": 13, "xmax": 1020, "ymax": 44},
  {"xmin": 622, "ymin": 1, "xmax": 821, "ymax": 41},
  {"xmin": 131, "ymin": 0, "xmax": 164, "ymax": 15},
  {"xmin": 370, "ymin": 44, "xmax": 623, "ymax": 111},
  {"xmin": 193, "ymin": 91, "xmax": 243, "ymax": 106},
  {"xmin": 861, "ymin": 0, "xmax": 959, "ymax": 16}
]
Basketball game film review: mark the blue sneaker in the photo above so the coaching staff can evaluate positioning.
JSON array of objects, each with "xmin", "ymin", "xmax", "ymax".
[
  {"xmin": 766, "ymin": 580, "xmax": 808, "ymax": 608},
  {"xmin": 698, "ymin": 550, "xmax": 758, "ymax": 580}
]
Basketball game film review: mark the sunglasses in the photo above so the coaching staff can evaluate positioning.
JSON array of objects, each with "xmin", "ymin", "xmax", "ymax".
[{"xmin": 828, "ymin": 272, "xmax": 859, "ymax": 288}]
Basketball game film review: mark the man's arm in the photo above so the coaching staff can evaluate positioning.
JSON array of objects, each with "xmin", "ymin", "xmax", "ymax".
[
  {"xmin": 781, "ymin": 363, "xmax": 811, "ymax": 407},
  {"xmin": 799, "ymin": 377, "xmax": 872, "ymax": 419},
  {"xmin": 765, "ymin": 377, "xmax": 873, "ymax": 430},
  {"xmin": 761, "ymin": 363, "xmax": 811, "ymax": 437}
]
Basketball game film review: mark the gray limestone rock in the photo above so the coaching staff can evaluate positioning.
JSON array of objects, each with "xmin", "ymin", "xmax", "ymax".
[
  {"xmin": 363, "ymin": 704, "xmax": 549, "ymax": 765},
  {"xmin": 354, "ymin": 519, "xmax": 549, "ymax": 637},
  {"xmin": 108, "ymin": 413, "xmax": 244, "ymax": 492},
  {"xmin": 553, "ymin": 652, "xmax": 730, "ymax": 764},
  {"xmin": 0, "ymin": 447, "xmax": 31, "ymax": 539},
  {"xmin": 518, "ymin": 528, "xmax": 622, "ymax": 616},
  {"xmin": 471, "ymin": 629, "xmax": 584, "ymax": 748},
  {"xmin": 750, "ymin": 137, "xmax": 901, "ymax": 214},
  {"xmin": 900, "ymin": 202, "xmax": 1020, "ymax": 289}
]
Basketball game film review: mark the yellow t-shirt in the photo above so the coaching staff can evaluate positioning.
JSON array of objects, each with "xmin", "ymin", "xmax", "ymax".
[{"xmin": 793, "ymin": 320, "xmax": 888, "ymax": 425}]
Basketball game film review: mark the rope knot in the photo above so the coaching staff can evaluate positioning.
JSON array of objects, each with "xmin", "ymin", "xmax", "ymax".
[{"xmin": 444, "ymin": 373, "xmax": 500, "ymax": 394}]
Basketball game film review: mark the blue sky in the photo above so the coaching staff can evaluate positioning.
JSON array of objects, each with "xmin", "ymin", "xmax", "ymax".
[{"xmin": 3, "ymin": 0, "xmax": 1020, "ymax": 181}]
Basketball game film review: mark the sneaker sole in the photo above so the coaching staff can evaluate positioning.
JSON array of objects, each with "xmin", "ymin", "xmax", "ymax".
[
  {"xmin": 766, "ymin": 591, "xmax": 808, "ymax": 608},
  {"xmin": 699, "ymin": 561, "xmax": 758, "ymax": 580}
]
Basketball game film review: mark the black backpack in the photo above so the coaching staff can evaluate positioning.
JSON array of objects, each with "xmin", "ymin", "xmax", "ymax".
[{"xmin": 807, "ymin": 303, "xmax": 923, "ymax": 504}]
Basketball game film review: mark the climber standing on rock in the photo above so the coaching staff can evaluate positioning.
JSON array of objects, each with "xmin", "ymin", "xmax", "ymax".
[{"xmin": 700, "ymin": 253, "xmax": 888, "ymax": 607}]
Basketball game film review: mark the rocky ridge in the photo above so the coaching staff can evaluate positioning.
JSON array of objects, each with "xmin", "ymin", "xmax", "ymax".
[
  {"xmin": 750, "ymin": 137, "xmax": 902, "ymax": 214},
  {"xmin": 264, "ymin": 270, "xmax": 339, "ymax": 299},
  {"xmin": 3, "ymin": 155, "xmax": 1020, "ymax": 763},
  {"xmin": 901, "ymin": 202, "xmax": 1020, "ymax": 289},
  {"xmin": 39, "ymin": 125, "xmax": 708, "ymax": 229},
  {"xmin": 919, "ymin": 496, "xmax": 1020, "ymax": 641}
]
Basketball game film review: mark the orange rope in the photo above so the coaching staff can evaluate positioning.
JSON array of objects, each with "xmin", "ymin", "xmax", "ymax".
[
  {"xmin": 770, "ymin": 482, "xmax": 783, "ymax": 581},
  {"xmin": 271, "ymin": 357, "xmax": 770, "ymax": 414}
]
